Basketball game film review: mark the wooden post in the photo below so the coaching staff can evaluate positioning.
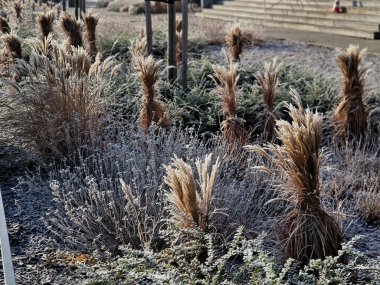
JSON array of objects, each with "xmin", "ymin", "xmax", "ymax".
[
  {"xmin": 181, "ymin": 0, "xmax": 188, "ymax": 90},
  {"xmin": 75, "ymin": 0, "xmax": 79, "ymax": 20},
  {"xmin": 145, "ymin": 1, "xmax": 153, "ymax": 55},
  {"xmin": 0, "ymin": 189, "xmax": 16, "ymax": 285},
  {"xmin": 167, "ymin": 0, "xmax": 177, "ymax": 82}
]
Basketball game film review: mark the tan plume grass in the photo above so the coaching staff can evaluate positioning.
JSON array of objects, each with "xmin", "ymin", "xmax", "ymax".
[
  {"xmin": 0, "ymin": 16, "xmax": 10, "ymax": 33},
  {"xmin": 132, "ymin": 54, "xmax": 170, "ymax": 130},
  {"xmin": 175, "ymin": 31, "xmax": 182, "ymax": 67},
  {"xmin": 60, "ymin": 13, "xmax": 83, "ymax": 48},
  {"xmin": 36, "ymin": 10, "xmax": 55, "ymax": 39},
  {"xmin": 246, "ymin": 91, "xmax": 342, "ymax": 265},
  {"xmin": 164, "ymin": 153, "xmax": 220, "ymax": 231},
  {"xmin": 255, "ymin": 58, "xmax": 282, "ymax": 141},
  {"xmin": 83, "ymin": 13, "xmax": 98, "ymax": 59},
  {"xmin": 13, "ymin": 1, "xmax": 22, "ymax": 20},
  {"xmin": 335, "ymin": 45, "xmax": 368, "ymax": 140},
  {"xmin": 130, "ymin": 35, "xmax": 147, "ymax": 58},
  {"xmin": 176, "ymin": 17, "xmax": 182, "ymax": 33},
  {"xmin": 212, "ymin": 62, "xmax": 247, "ymax": 147},
  {"xmin": 56, "ymin": 4, "xmax": 61, "ymax": 19},
  {"xmin": 225, "ymin": 24, "xmax": 246, "ymax": 62},
  {"xmin": 1, "ymin": 31, "xmax": 22, "ymax": 60}
]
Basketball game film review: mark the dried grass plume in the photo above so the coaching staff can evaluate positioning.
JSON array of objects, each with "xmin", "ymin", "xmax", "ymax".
[
  {"xmin": 335, "ymin": 45, "xmax": 368, "ymax": 141},
  {"xmin": 246, "ymin": 92, "xmax": 342, "ymax": 264},
  {"xmin": 255, "ymin": 58, "xmax": 282, "ymax": 141},
  {"xmin": 164, "ymin": 153, "xmax": 220, "ymax": 232}
]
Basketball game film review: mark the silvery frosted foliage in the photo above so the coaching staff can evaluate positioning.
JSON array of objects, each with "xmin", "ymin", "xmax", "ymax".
[{"xmin": 46, "ymin": 121, "xmax": 283, "ymax": 252}]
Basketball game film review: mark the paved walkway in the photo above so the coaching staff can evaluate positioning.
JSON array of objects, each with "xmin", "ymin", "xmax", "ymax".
[{"xmin": 264, "ymin": 27, "xmax": 380, "ymax": 54}]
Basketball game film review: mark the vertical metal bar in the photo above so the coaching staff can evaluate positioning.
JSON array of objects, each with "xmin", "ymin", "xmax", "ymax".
[
  {"xmin": 145, "ymin": 1, "xmax": 153, "ymax": 55},
  {"xmin": 62, "ymin": 0, "xmax": 66, "ymax": 12},
  {"xmin": 167, "ymin": 0, "xmax": 177, "ymax": 82},
  {"xmin": 181, "ymin": 0, "xmax": 188, "ymax": 90},
  {"xmin": 82, "ymin": 0, "xmax": 86, "ymax": 14},
  {"xmin": 0, "ymin": 189, "xmax": 16, "ymax": 285},
  {"xmin": 75, "ymin": 0, "xmax": 79, "ymax": 20}
]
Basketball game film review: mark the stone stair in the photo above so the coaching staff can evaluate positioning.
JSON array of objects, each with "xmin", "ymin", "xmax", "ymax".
[{"xmin": 198, "ymin": 0, "xmax": 380, "ymax": 39}]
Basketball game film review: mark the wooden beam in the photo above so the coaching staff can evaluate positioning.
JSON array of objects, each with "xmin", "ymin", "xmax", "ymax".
[
  {"xmin": 0, "ymin": 189, "xmax": 16, "ymax": 285},
  {"xmin": 167, "ymin": 1, "xmax": 177, "ymax": 82},
  {"xmin": 145, "ymin": 1, "xmax": 153, "ymax": 55},
  {"xmin": 181, "ymin": 0, "xmax": 188, "ymax": 90}
]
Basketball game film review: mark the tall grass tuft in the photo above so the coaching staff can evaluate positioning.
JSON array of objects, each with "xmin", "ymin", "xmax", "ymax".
[
  {"xmin": 335, "ymin": 45, "xmax": 368, "ymax": 140},
  {"xmin": 60, "ymin": 13, "xmax": 83, "ymax": 49},
  {"xmin": 36, "ymin": 11, "xmax": 55, "ymax": 39},
  {"xmin": 1, "ymin": 31, "xmax": 22, "ymax": 60},
  {"xmin": 212, "ymin": 62, "xmax": 247, "ymax": 147},
  {"xmin": 164, "ymin": 153, "xmax": 220, "ymax": 232},
  {"xmin": 83, "ymin": 12, "xmax": 98, "ymax": 59},
  {"xmin": 13, "ymin": 1, "xmax": 22, "ymax": 20},
  {"xmin": 246, "ymin": 92, "xmax": 342, "ymax": 265},
  {"xmin": 225, "ymin": 24, "xmax": 246, "ymax": 62},
  {"xmin": 0, "ymin": 16, "xmax": 10, "ymax": 34},
  {"xmin": 132, "ymin": 54, "xmax": 170, "ymax": 130},
  {"xmin": 255, "ymin": 58, "xmax": 282, "ymax": 141}
]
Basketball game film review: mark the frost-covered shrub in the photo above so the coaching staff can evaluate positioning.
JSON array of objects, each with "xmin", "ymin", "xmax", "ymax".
[
  {"xmin": 86, "ymin": 228, "xmax": 380, "ymax": 285},
  {"xmin": 46, "ymin": 122, "xmax": 283, "ymax": 253}
]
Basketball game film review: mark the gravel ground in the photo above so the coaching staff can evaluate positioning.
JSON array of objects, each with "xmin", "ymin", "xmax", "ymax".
[{"xmin": 0, "ymin": 9, "xmax": 379, "ymax": 284}]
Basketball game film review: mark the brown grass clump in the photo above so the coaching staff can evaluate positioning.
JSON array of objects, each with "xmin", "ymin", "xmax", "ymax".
[
  {"xmin": 13, "ymin": 1, "xmax": 22, "ymax": 20},
  {"xmin": 175, "ymin": 31, "xmax": 182, "ymax": 67},
  {"xmin": 176, "ymin": 18, "xmax": 182, "ymax": 33},
  {"xmin": 225, "ymin": 24, "xmax": 247, "ymax": 62},
  {"xmin": 164, "ymin": 153, "xmax": 220, "ymax": 232},
  {"xmin": 1, "ymin": 31, "xmax": 22, "ymax": 60},
  {"xmin": 36, "ymin": 11, "xmax": 55, "ymax": 39},
  {"xmin": 83, "ymin": 13, "xmax": 98, "ymax": 59},
  {"xmin": 130, "ymin": 35, "xmax": 147, "ymax": 58},
  {"xmin": 335, "ymin": 45, "xmax": 368, "ymax": 141},
  {"xmin": 132, "ymin": 54, "xmax": 170, "ymax": 130},
  {"xmin": 212, "ymin": 62, "xmax": 247, "ymax": 147},
  {"xmin": 60, "ymin": 13, "xmax": 83, "ymax": 48},
  {"xmin": 255, "ymin": 58, "xmax": 282, "ymax": 141},
  {"xmin": 0, "ymin": 17, "xmax": 11, "ymax": 34},
  {"xmin": 246, "ymin": 92, "xmax": 342, "ymax": 265}
]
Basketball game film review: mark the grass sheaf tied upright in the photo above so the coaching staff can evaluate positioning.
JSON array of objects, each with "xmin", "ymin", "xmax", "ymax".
[
  {"xmin": 246, "ymin": 92, "xmax": 342, "ymax": 265},
  {"xmin": 1, "ymin": 31, "xmax": 22, "ymax": 60},
  {"xmin": 335, "ymin": 45, "xmax": 368, "ymax": 141},
  {"xmin": 225, "ymin": 24, "xmax": 246, "ymax": 62},
  {"xmin": 83, "ymin": 13, "xmax": 98, "ymax": 59},
  {"xmin": 60, "ymin": 13, "xmax": 83, "ymax": 49},
  {"xmin": 212, "ymin": 61, "xmax": 247, "ymax": 148},
  {"xmin": 164, "ymin": 153, "xmax": 220, "ymax": 232},
  {"xmin": 13, "ymin": 1, "xmax": 22, "ymax": 20},
  {"xmin": 36, "ymin": 11, "xmax": 55, "ymax": 39},
  {"xmin": 255, "ymin": 58, "xmax": 282, "ymax": 141},
  {"xmin": 132, "ymin": 54, "xmax": 170, "ymax": 130},
  {"xmin": 0, "ymin": 16, "xmax": 11, "ymax": 34}
]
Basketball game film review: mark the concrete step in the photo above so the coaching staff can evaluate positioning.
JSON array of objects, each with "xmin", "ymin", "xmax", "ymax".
[
  {"xmin": 218, "ymin": 0, "xmax": 380, "ymax": 11},
  {"xmin": 212, "ymin": 6, "xmax": 380, "ymax": 30},
  {"xmin": 221, "ymin": 1, "xmax": 380, "ymax": 18},
  {"xmin": 216, "ymin": 4, "xmax": 380, "ymax": 23},
  {"xmin": 198, "ymin": 9, "xmax": 380, "ymax": 39}
]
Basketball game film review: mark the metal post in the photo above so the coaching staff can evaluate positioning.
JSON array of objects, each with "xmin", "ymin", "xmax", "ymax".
[
  {"xmin": 0, "ymin": 189, "xmax": 16, "ymax": 285},
  {"xmin": 75, "ymin": 0, "xmax": 79, "ymax": 20},
  {"xmin": 62, "ymin": 0, "xmax": 66, "ymax": 11},
  {"xmin": 181, "ymin": 0, "xmax": 188, "ymax": 90},
  {"xmin": 167, "ymin": 0, "xmax": 177, "ymax": 82},
  {"xmin": 145, "ymin": 1, "xmax": 153, "ymax": 55},
  {"xmin": 82, "ymin": 0, "xmax": 86, "ymax": 14}
]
